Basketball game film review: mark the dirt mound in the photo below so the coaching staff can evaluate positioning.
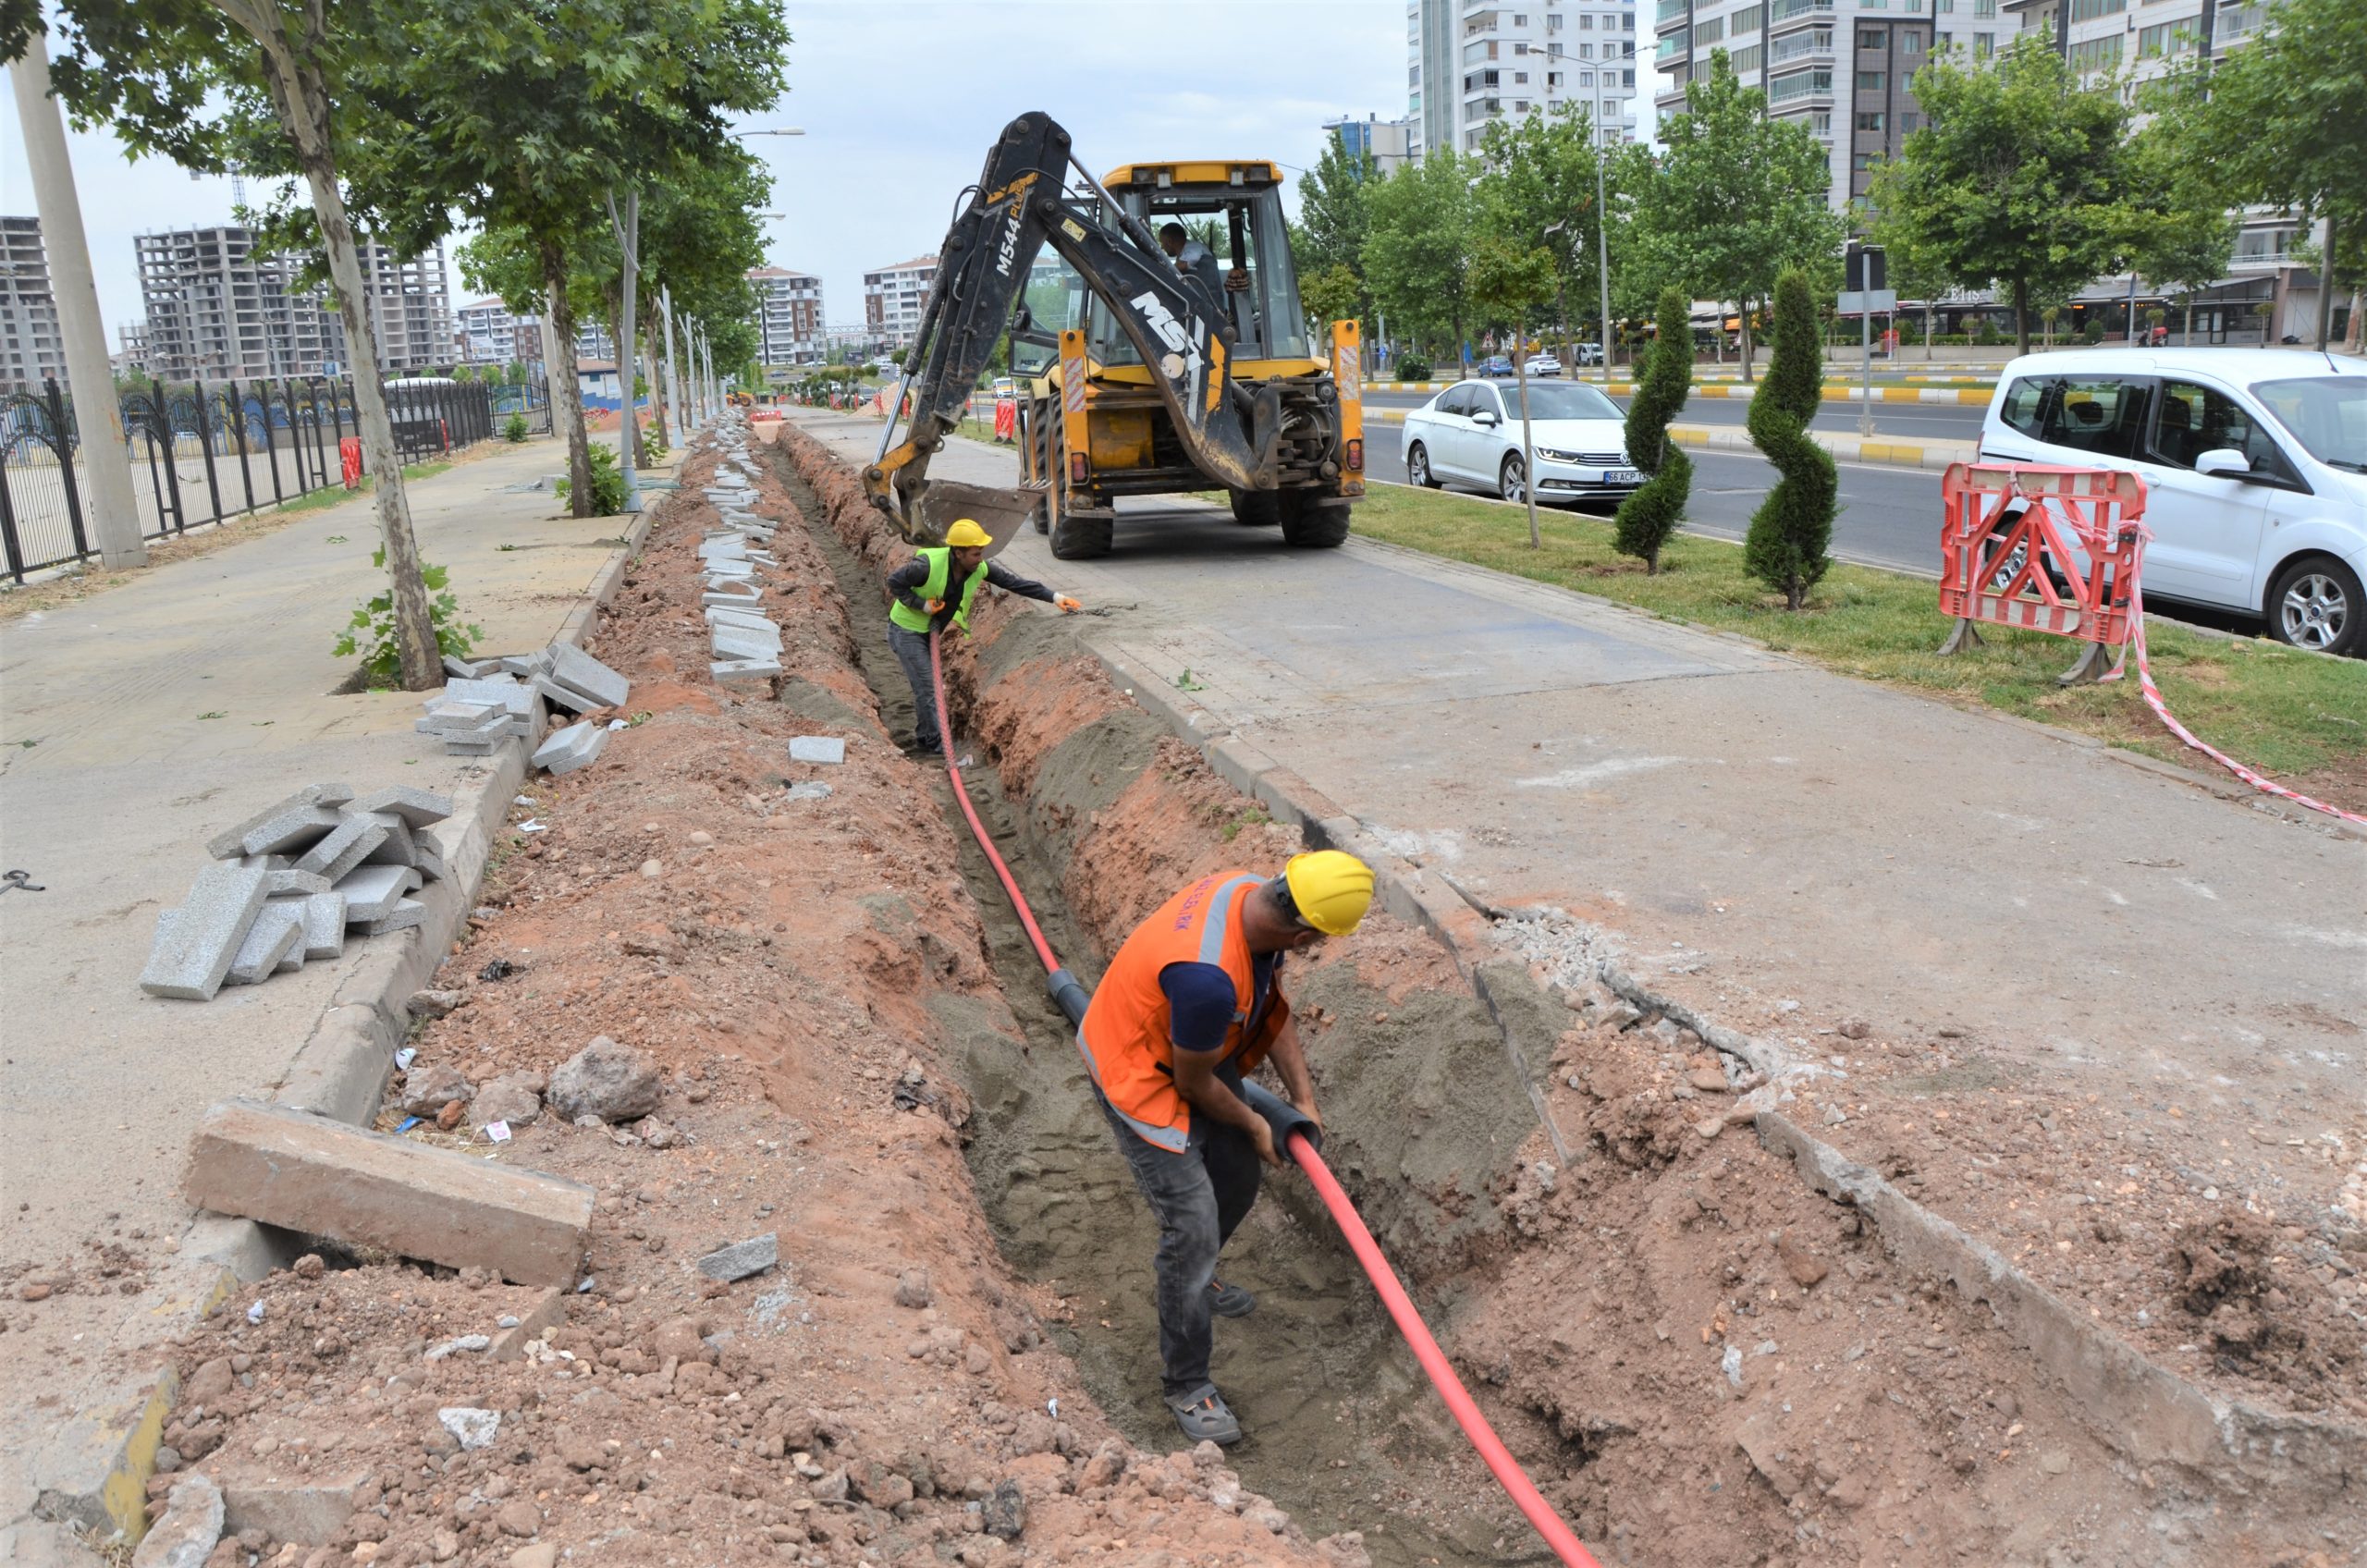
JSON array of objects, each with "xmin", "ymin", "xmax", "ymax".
[
  {"xmin": 141, "ymin": 431, "xmax": 1355, "ymax": 1568},
  {"xmin": 2169, "ymin": 1214, "xmax": 2360, "ymax": 1393}
]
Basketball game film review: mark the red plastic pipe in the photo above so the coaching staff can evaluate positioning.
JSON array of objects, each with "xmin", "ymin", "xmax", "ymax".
[{"xmin": 925, "ymin": 628, "xmax": 1599, "ymax": 1567}]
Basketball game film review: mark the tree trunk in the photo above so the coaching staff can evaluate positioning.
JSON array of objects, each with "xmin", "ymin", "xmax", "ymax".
[
  {"xmin": 539, "ymin": 238, "xmax": 595, "ymax": 517},
  {"xmin": 2185, "ymin": 297, "xmax": 2196, "ymax": 347},
  {"xmin": 1739, "ymin": 300, "xmax": 1755, "ymax": 385},
  {"xmin": 236, "ymin": 12, "xmax": 437, "ymax": 690},
  {"xmin": 2315, "ymin": 212, "xmax": 2339, "ymax": 351},
  {"xmin": 2014, "ymin": 278, "xmax": 2032, "ymax": 358},
  {"xmin": 1924, "ymin": 299, "xmax": 1934, "ymax": 361},
  {"xmin": 644, "ymin": 314, "xmax": 670, "ymax": 454},
  {"xmin": 606, "ymin": 309, "xmax": 645, "ymax": 470}
]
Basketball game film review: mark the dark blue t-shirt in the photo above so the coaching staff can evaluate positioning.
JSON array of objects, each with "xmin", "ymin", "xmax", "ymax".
[{"xmin": 1159, "ymin": 953, "xmax": 1278, "ymax": 1052}]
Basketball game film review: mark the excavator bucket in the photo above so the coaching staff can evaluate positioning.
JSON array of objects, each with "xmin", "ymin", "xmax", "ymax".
[{"xmin": 893, "ymin": 478, "xmax": 1036, "ymax": 559}]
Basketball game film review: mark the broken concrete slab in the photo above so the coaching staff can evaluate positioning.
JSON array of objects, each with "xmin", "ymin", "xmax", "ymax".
[
  {"xmin": 358, "ymin": 812, "xmax": 419, "ymax": 868},
  {"xmin": 788, "ymin": 736, "xmax": 847, "ymax": 766},
  {"xmin": 696, "ymin": 537, "xmax": 749, "ymax": 561},
  {"xmin": 531, "ymin": 720, "xmax": 609, "ymax": 777},
  {"xmin": 183, "ymin": 1099, "xmax": 595, "ymax": 1286},
  {"xmin": 711, "ymin": 657, "xmax": 782, "ymax": 682},
  {"xmin": 414, "ymin": 843, "xmax": 448, "ymax": 884},
  {"xmin": 701, "ymin": 592, "xmax": 766, "ymax": 611},
  {"xmin": 293, "ymin": 815, "xmax": 392, "ymax": 884},
  {"xmin": 489, "ymin": 1287, "xmax": 568, "ymax": 1361},
  {"xmin": 362, "ymin": 898, "xmax": 427, "ymax": 937},
  {"xmin": 546, "ymin": 642, "xmax": 630, "ymax": 709},
  {"xmin": 220, "ymin": 1471, "xmax": 371, "ymax": 1547},
  {"xmin": 695, "ymin": 1232, "xmax": 778, "ymax": 1282},
  {"xmin": 443, "ymin": 655, "xmax": 494, "ymax": 680},
  {"xmin": 705, "ymin": 606, "xmax": 777, "ymax": 632},
  {"xmin": 134, "ymin": 1473, "xmax": 224, "ymax": 1568},
  {"xmin": 204, "ymin": 784, "xmax": 354, "ymax": 860},
  {"xmin": 251, "ymin": 862, "xmax": 332, "ymax": 896},
  {"xmin": 141, "ymin": 860, "xmax": 272, "ymax": 1000},
  {"xmin": 348, "ymin": 785, "xmax": 456, "ymax": 827},
  {"xmin": 494, "ymin": 652, "xmax": 554, "ymax": 680},
  {"xmin": 334, "ymin": 863, "xmax": 423, "ymax": 924},
  {"xmin": 223, "ymin": 900, "xmax": 305, "ymax": 986}
]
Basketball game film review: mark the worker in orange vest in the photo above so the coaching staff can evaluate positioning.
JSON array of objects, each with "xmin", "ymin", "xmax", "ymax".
[{"xmin": 1075, "ymin": 851, "xmax": 1375, "ymax": 1445}]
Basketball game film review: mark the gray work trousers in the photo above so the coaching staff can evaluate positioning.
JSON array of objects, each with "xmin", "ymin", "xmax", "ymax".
[{"xmin": 887, "ymin": 622, "xmax": 942, "ymax": 753}]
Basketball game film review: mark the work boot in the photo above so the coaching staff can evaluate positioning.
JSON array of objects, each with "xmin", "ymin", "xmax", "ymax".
[
  {"xmin": 1208, "ymin": 1279, "xmax": 1257, "ymax": 1318},
  {"xmin": 1165, "ymin": 1382, "xmax": 1244, "ymax": 1447}
]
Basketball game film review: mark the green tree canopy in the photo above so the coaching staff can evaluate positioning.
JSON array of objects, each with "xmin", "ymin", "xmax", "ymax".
[
  {"xmin": 1294, "ymin": 134, "xmax": 1377, "ymax": 288},
  {"xmin": 1365, "ymin": 148, "xmax": 1478, "ymax": 361},
  {"xmin": 1866, "ymin": 32, "xmax": 2132, "ymax": 355}
]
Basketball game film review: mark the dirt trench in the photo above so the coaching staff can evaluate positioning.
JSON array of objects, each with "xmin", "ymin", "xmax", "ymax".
[
  {"xmin": 769, "ymin": 421, "xmax": 2362, "ymax": 1568},
  {"xmin": 129, "ymin": 426, "xmax": 1380, "ymax": 1568}
]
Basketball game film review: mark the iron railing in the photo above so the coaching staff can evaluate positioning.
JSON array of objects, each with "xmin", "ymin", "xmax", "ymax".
[{"xmin": 0, "ymin": 372, "xmax": 545, "ymax": 584}]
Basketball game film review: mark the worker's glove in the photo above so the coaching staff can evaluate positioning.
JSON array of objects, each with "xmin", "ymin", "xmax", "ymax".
[
  {"xmin": 1055, "ymin": 595, "xmax": 1082, "ymax": 614},
  {"xmin": 923, "ymin": 598, "xmax": 946, "ymax": 615}
]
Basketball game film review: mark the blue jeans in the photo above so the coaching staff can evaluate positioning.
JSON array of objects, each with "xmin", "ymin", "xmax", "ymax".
[
  {"xmin": 1096, "ymin": 1084, "xmax": 1262, "ymax": 1396},
  {"xmin": 887, "ymin": 623, "xmax": 941, "ymax": 753}
]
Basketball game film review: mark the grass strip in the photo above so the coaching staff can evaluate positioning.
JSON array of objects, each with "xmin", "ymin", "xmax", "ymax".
[{"xmin": 1349, "ymin": 482, "xmax": 2366, "ymax": 802}]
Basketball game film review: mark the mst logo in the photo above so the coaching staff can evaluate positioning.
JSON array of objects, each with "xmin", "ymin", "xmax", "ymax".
[
  {"xmin": 1128, "ymin": 290, "xmax": 1207, "ymax": 410},
  {"xmin": 987, "ymin": 171, "xmax": 1040, "ymax": 278}
]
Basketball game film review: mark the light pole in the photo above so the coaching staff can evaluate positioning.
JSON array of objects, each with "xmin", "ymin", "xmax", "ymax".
[
  {"xmin": 734, "ymin": 128, "xmax": 806, "ymax": 139},
  {"xmin": 605, "ymin": 187, "xmax": 644, "ymax": 510},
  {"xmin": 1536, "ymin": 43, "xmax": 1619, "ymax": 383}
]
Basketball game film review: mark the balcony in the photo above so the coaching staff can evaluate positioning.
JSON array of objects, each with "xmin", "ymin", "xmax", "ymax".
[
  {"xmin": 1656, "ymin": 0, "xmax": 1691, "ymax": 34},
  {"xmin": 1766, "ymin": 66, "xmax": 1834, "ymax": 104},
  {"xmin": 1769, "ymin": 0, "xmax": 1836, "ymax": 28},
  {"xmin": 1657, "ymin": 33, "xmax": 1688, "ymax": 61},
  {"xmin": 1767, "ymin": 25, "xmax": 1834, "ymax": 62}
]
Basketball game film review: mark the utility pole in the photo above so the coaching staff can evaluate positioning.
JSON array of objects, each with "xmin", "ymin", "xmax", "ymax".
[
  {"xmin": 10, "ymin": 29, "xmax": 145, "ymax": 568},
  {"xmin": 1538, "ymin": 43, "xmax": 1619, "ymax": 382},
  {"xmin": 605, "ymin": 188, "xmax": 643, "ymax": 510}
]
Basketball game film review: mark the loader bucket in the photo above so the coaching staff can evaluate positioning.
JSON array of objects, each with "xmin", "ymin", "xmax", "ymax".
[{"xmin": 896, "ymin": 478, "xmax": 1036, "ymax": 559}]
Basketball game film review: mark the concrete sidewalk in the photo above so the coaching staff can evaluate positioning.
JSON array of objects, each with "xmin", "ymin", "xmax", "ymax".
[
  {"xmin": 791, "ymin": 408, "xmax": 2364, "ymax": 1222},
  {"xmin": 0, "ymin": 435, "xmax": 644, "ymax": 1554}
]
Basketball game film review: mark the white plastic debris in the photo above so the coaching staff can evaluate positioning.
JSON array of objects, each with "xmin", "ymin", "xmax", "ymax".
[
  {"xmin": 395, "ymin": 1046, "xmax": 417, "ymax": 1071},
  {"xmin": 484, "ymin": 1120, "xmax": 512, "ymax": 1144},
  {"xmin": 246, "ymin": 1301, "xmax": 265, "ymax": 1324},
  {"xmin": 517, "ymin": 819, "xmax": 547, "ymax": 833}
]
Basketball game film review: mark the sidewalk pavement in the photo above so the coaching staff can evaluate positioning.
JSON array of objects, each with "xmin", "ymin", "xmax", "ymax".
[
  {"xmin": 790, "ymin": 408, "xmax": 2364, "ymax": 1222},
  {"xmin": 0, "ymin": 434, "xmax": 649, "ymax": 1553}
]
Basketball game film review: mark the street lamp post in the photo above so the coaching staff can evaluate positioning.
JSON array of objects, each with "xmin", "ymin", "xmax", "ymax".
[
  {"xmin": 605, "ymin": 186, "xmax": 644, "ymax": 511},
  {"xmin": 734, "ymin": 128, "xmax": 807, "ymax": 139},
  {"xmin": 1537, "ymin": 43, "xmax": 1619, "ymax": 382}
]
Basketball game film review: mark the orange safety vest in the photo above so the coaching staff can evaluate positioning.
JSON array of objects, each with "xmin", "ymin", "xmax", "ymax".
[{"xmin": 1077, "ymin": 871, "xmax": 1293, "ymax": 1153}]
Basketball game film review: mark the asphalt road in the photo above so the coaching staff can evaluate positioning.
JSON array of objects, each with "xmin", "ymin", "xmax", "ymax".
[
  {"xmin": 1363, "ymin": 381, "xmax": 1991, "ymax": 443},
  {"xmin": 1364, "ymin": 419, "xmax": 1952, "ymax": 576}
]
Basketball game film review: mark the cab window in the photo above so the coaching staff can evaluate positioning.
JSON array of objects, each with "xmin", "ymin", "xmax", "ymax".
[
  {"xmin": 2150, "ymin": 378, "xmax": 2289, "ymax": 480},
  {"xmin": 1438, "ymin": 386, "xmax": 1475, "ymax": 417},
  {"xmin": 1469, "ymin": 385, "xmax": 1504, "ymax": 421},
  {"xmin": 2010, "ymin": 375, "xmax": 2152, "ymax": 460}
]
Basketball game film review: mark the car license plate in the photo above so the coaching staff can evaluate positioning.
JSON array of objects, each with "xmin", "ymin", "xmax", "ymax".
[{"xmin": 1608, "ymin": 469, "xmax": 1639, "ymax": 484}]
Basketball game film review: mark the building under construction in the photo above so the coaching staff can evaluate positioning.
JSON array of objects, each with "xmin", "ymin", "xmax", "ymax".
[{"xmin": 134, "ymin": 225, "xmax": 453, "ymax": 382}]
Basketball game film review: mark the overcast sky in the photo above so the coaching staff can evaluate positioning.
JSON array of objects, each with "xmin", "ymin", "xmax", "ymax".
[{"xmin": 3, "ymin": 0, "xmax": 1412, "ymax": 350}]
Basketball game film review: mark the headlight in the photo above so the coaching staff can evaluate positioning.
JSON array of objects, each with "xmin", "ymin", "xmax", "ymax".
[{"xmin": 1534, "ymin": 447, "xmax": 1579, "ymax": 462}]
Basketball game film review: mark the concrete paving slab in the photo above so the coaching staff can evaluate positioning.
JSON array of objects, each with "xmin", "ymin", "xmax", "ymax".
[
  {"xmin": 530, "ymin": 673, "xmax": 603, "ymax": 715},
  {"xmin": 347, "ymin": 786, "xmax": 454, "ymax": 827},
  {"xmin": 711, "ymin": 656, "xmax": 782, "ymax": 681},
  {"xmin": 203, "ymin": 784, "xmax": 353, "ymax": 859},
  {"xmin": 138, "ymin": 861, "xmax": 271, "ymax": 1000},
  {"xmin": 530, "ymin": 721, "xmax": 607, "ymax": 777},
  {"xmin": 290, "ymin": 815, "xmax": 390, "ymax": 884},
  {"xmin": 223, "ymin": 900, "xmax": 306, "ymax": 986},
  {"xmin": 333, "ymin": 864, "xmax": 422, "ymax": 923},
  {"xmin": 711, "ymin": 625, "xmax": 782, "ymax": 660}
]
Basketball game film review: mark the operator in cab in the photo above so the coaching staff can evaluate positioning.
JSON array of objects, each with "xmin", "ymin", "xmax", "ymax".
[
  {"xmin": 1074, "ymin": 851, "xmax": 1375, "ymax": 1446},
  {"xmin": 1158, "ymin": 222, "xmax": 1225, "ymax": 312},
  {"xmin": 884, "ymin": 519, "xmax": 1078, "ymax": 759}
]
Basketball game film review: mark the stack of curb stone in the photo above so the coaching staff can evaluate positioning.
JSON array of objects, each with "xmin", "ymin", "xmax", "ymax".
[
  {"xmin": 139, "ymin": 784, "xmax": 456, "ymax": 1001},
  {"xmin": 419, "ymin": 643, "xmax": 631, "ymax": 771},
  {"xmin": 702, "ymin": 449, "xmax": 785, "ymax": 685}
]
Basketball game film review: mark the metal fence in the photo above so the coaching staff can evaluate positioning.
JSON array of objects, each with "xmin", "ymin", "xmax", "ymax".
[{"xmin": 0, "ymin": 371, "xmax": 546, "ymax": 584}]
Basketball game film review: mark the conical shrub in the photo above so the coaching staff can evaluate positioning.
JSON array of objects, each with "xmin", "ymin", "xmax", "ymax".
[
  {"xmin": 1744, "ymin": 267, "xmax": 1839, "ymax": 610},
  {"xmin": 1613, "ymin": 286, "xmax": 1695, "ymax": 574}
]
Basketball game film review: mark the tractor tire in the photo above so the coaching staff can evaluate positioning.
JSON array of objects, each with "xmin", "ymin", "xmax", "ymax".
[
  {"xmin": 1050, "ymin": 507, "xmax": 1115, "ymax": 560},
  {"xmin": 1229, "ymin": 488, "xmax": 1282, "ymax": 526},
  {"xmin": 1279, "ymin": 493, "xmax": 1351, "ymax": 549}
]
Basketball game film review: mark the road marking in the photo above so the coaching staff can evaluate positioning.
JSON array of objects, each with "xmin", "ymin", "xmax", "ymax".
[{"xmin": 1514, "ymin": 755, "xmax": 1683, "ymax": 790}]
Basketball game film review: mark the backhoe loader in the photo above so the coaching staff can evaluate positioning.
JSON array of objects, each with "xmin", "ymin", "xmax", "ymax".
[{"xmin": 862, "ymin": 111, "xmax": 1365, "ymax": 559}]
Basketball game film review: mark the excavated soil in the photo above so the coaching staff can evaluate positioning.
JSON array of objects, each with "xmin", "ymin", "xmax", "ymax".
[
  {"xmin": 129, "ymin": 426, "xmax": 1372, "ymax": 1568},
  {"xmin": 773, "ymin": 420, "xmax": 2365, "ymax": 1567}
]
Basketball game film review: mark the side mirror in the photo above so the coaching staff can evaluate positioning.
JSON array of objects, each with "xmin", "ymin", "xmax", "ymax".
[
  {"xmin": 2194, "ymin": 447, "xmax": 2252, "ymax": 479},
  {"xmin": 1473, "ymin": 410, "xmax": 1501, "ymax": 428}
]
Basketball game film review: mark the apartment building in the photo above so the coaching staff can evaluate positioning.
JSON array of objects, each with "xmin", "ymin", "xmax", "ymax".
[
  {"xmin": 0, "ymin": 215, "xmax": 65, "ymax": 390},
  {"xmin": 116, "ymin": 321, "xmax": 150, "ymax": 378},
  {"xmin": 455, "ymin": 298, "xmax": 543, "ymax": 366},
  {"xmin": 1652, "ymin": 0, "xmax": 1983, "ymax": 211},
  {"xmin": 574, "ymin": 322, "xmax": 617, "ymax": 363},
  {"xmin": 748, "ymin": 267, "xmax": 827, "ymax": 367},
  {"xmin": 1322, "ymin": 114, "xmax": 1417, "ymax": 176},
  {"xmin": 863, "ymin": 256, "xmax": 938, "ymax": 349},
  {"xmin": 1407, "ymin": 0, "xmax": 1641, "ymax": 159},
  {"xmin": 135, "ymin": 224, "xmax": 452, "ymax": 381}
]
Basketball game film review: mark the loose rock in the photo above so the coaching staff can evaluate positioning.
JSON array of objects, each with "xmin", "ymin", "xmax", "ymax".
[
  {"xmin": 546, "ymin": 1035, "xmax": 662, "ymax": 1122},
  {"xmin": 397, "ymin": 1063, "xmax": 472, "ymax": 1117}
]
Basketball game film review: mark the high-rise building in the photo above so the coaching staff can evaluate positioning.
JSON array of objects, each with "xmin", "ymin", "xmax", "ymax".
[
  {"xmin": 116, "ymin": 321, "xmax": 150, "ymax": 378},
  {"xmin": 575, "ymin": 322, "xmax": 617, "ymax": 363},
  {"xmin": 0, "ymin": 215, "xmax": 66, "ymax": 390},
  {"xmin": 1322, "ymin": 114, "xmax": 1417, "ymax": 177},
  {"xmin": 135, "ymin": 224, "xmax": 452, "ymax": 381},
  {"xmin": 455, "ymin": 298, "xmax": 543, "ymax": 366},
  {"xmin": 1406, "ymin": 2, "xmax": 1641, "ymax": 160},
  {"xmin": 747, "ymin": 267, "xmax": 826, "ymax": 366},
  {"xmin": 864, "ymin": 257, "xmax": 938, "ymax": 349},
  {"xmin": 1652, "ymin": 0, "xmax": 1945, "ymax": 213}
]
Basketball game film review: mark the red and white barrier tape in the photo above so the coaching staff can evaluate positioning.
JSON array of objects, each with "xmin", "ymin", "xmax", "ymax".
[{"xmin": 2102, "ymin": 546, "xmax": 2366, "ymax": 826}]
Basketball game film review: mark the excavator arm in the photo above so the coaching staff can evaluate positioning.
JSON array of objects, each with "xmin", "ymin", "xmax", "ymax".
[{"xmin": 863, "ymin": 111, "xmax": 1280, "ymax": 544}]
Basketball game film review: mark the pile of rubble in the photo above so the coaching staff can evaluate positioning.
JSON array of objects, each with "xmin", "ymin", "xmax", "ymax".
[
  {"xmin": 418, "ymin": 643, "xmax": 632, "ymax": 777},
  {"xmin": 702, "ymin": 444, "xmax": 788, "ymax": 685},
  {"xmin": 138, "ymin": 784, "xmax": 456, "ymax": 1001}
]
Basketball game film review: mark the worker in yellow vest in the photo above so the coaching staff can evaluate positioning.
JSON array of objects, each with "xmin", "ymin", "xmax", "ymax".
[
  {"xmin": 1075, "ymin": 851, "xmax": 1375, "ymax": 1445},
  {"xmin": 884, "ymin": 519, "xmax": 1078, "ymax": 756}
]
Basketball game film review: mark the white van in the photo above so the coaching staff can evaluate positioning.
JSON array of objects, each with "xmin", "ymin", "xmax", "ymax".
[{"xmin": 1976, "ymin": 349, "xmax": 2367, "ymax": 655}]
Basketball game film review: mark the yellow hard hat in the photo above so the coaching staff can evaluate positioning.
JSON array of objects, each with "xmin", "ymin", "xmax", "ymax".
[
  {"xmin": 1282, "ymin": 851, "xmax": 1374, "ymax": 937},
  {"xmin": 945, "ymin": 519, "xmax": 993, "ymax": 547}
]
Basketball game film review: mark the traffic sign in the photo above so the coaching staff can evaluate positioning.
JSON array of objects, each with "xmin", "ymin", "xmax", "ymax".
[{"xmin": 1837, "ymin": 289, "xmax": 1898, "ymax": 315}]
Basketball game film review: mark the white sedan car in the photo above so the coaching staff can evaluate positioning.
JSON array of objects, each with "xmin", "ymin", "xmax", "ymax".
[{"xmin": 1400, "ymin": 378, "xmax": 1639, "ymax": 505}]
